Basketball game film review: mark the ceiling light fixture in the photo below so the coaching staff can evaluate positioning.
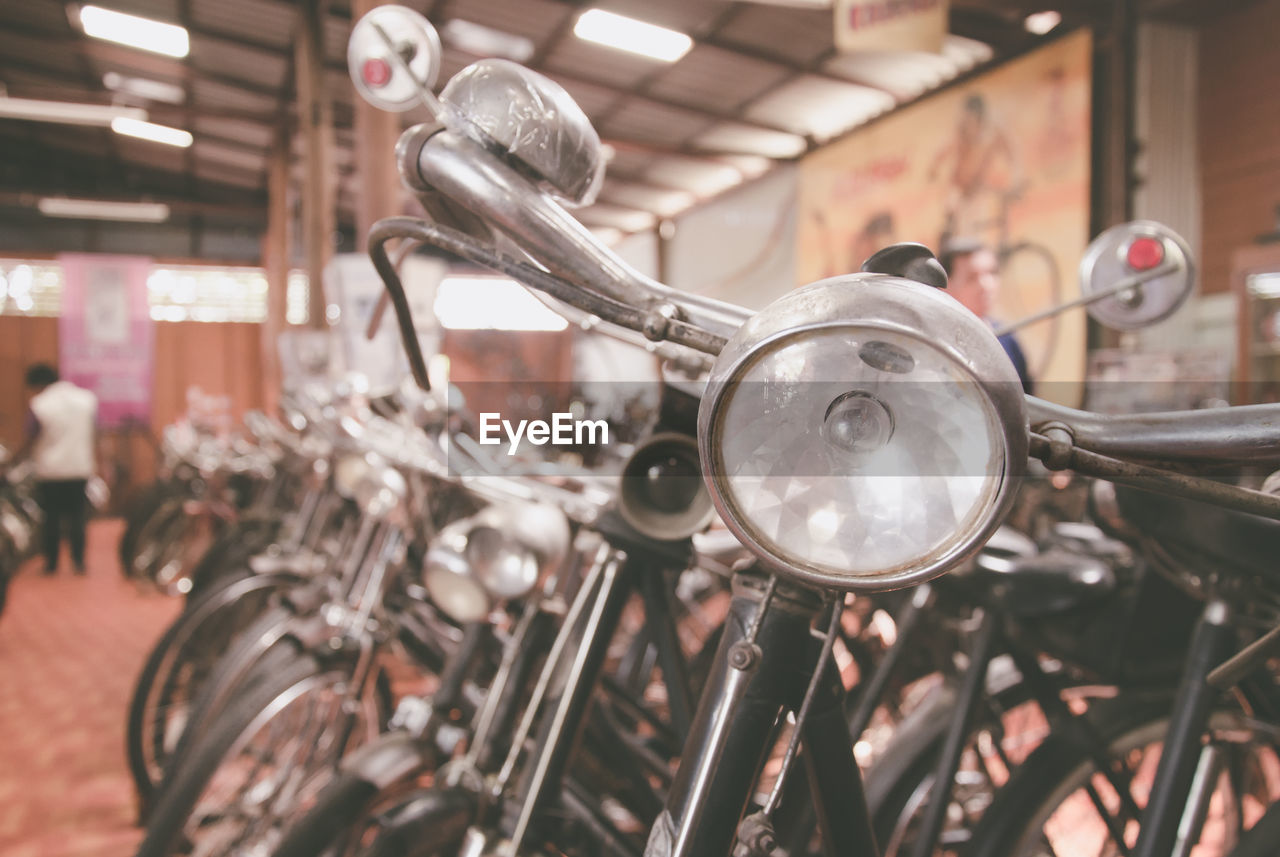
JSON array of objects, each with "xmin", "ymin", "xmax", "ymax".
[
  {"xmin": 0, "ymin": 95, "xmax": 146, "ymax": 125},
  {"xmin": 1024, "ymin": 10, "xmax": 1062, "ymax": 35},
  {"xmin": 441, "ymin": 19, "xmax": 535, "ymax": 63},
  {"xmin": 574, "ymin": 9, "xmax": 692, "ymax": 63},
  {"xmin": 103, "ymin": 72, "xmax": 185, "ymax": 104},
  {"xmin": 111, "ymin": 116, "xmax": 193, "ymax": 147},
  {"xmin": 77, "ymin": 4, "xmax": 190, "ymax": 58},
  {"xmin": 37, "ymin": 198, "xmax": 170, "ymax": 222}
]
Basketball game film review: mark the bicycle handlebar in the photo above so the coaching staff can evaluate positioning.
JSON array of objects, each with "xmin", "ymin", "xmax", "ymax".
[{"xmin": 375, "ymin": 123, "xmax": 1280, "ymax": 521}]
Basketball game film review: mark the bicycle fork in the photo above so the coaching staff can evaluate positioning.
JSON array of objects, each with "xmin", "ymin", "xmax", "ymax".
[{"xmin": 645, "ymin": 570, "xmax": 879, "ymax": 857}]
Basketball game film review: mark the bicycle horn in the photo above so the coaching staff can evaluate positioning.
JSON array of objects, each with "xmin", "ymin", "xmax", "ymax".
[{"xmin": 619, "ymin": 433, "xmax": 715, "ymax": 542}]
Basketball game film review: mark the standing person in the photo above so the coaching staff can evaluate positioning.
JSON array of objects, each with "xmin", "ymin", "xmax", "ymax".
[
  {"xmin": 939, "ymin": 239, "xmax": 1035, "ymax": 394},
  {"xmin": 18, "ymin": 364, "xmax": 98, "ymax": 575}
]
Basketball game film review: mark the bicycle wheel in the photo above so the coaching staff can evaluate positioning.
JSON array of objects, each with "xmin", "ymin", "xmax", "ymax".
[
  {"xmin": 865, "ymin": 677, "xmax": 1088, "ymax": 857},
  {"xmin": 126, "ymin": 570, "xmax": 300, "ymax": 814},
  {"xmin": 268, "ymin": 767, "xmax": 477, "ymax": 857},
  {"xmin": 997, "ymin": 241, "xmax": 1062, "ymax": 379},
  {"xmin": 121, "ymin": 482, "xmax": 183, "ymax": 580},
  {"xmin": 185, "ymin": 516, "xmax": 282, "ymax": 600},
  {"xmin": 966, "ymin": 698, "xmax": 1280, "ymax": 857},
  {"xmin": 131, "ymin": 493, "xmax": 213, "ymax": 593},
  {"xmin": 135, "ymin": 647, "xmax": 390, "ymax": 857}
]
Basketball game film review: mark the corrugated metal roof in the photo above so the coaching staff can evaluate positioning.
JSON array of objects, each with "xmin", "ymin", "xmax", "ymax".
[
  {"xmin": 693, "ymin": 123, "xmax": 809, "ymax": 159},
  {"xmin": 193, "ymin": 117, "xmax": 275, "ymax": 150},
  {"xmin": 746, "ymin": 76, "xmax": 895, "ymax": 142},
  {"xmin": 189, "ymin": 33, "xmax": 290, "ymax": 90},
  {"xmin": 0, "ymin": 0, "xmax": 1076, "ymax": 233},
  {"xmin": 601, "ymin": 99, "xmax": 718, "ymax": 146},
  {"xmin": 191, "ymin": 0, "xmax": 295, "ymax": 49},
  {"xmin": 716, "ymin": 5, "xmax": 835, "ymax": 67},
  {"xmin": 647, "ymin": 44, "xmax": 795, "ymax": 113}
]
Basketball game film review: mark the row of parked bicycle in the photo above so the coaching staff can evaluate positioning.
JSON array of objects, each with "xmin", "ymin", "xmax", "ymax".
[
  {"xmin": 106, "ymin": 7, "xmax": 1280, "ymax": 855},
  {"xmin": 113, "ymin": 363, "xmax": 1280, "ymax": 857}
]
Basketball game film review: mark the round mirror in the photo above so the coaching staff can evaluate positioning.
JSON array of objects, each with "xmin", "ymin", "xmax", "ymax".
[
  {"xmin": 348, "ymin": 5, "xmax": 442, "ymax": 112},
  {"xmin": 1079, "ymin": 220, "xmax": 1194, "ymax": 330}
]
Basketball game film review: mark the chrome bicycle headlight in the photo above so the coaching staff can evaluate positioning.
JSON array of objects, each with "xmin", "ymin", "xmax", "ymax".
[
  {"xmin": 424, "ymin": 501, "xmax": 570, "ymax": 622},
  {"xmin": 698, "ymin": 274, "xmax": 1028, "ymax": 591},
  {"xmin": 353, "ymin": 458, "xmax": 408, "ymax": 519},
  {"xmin": 333, "ymin": 453, "xmax": 371, "ymax": 500}
]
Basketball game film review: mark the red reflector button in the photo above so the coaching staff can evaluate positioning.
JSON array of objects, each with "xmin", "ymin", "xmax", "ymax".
[
  {"xmin": 362, "ymin": 58, "xmax": 392, "ymax": 87},
  {"xmin": 1126, "ymin": 236, "xmax": 1165, "ymax": 271}
]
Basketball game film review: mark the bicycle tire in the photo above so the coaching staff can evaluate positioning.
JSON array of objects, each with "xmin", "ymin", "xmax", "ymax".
[
  {"xmin": 158, "ymin": 607, "xmax": 304, "ymax": 778},
  {"xmin": 270, "ymin": 772, "xmax": 385, "ymax": 857},
  {"xmin": 862, "ymin": 662, "xmax": 1121, "ymax": 857},
  {"xmin": 135, "ymin": 647, "xmax": 387, "ymax": 857},
  {"xmin": 965, "ymin": 696, "xmax": 1280, "ymax": 857},
  {"xmin": 120, "ymin": 482, "xmax": 183, "ymax": 579},
  {"xmin": 125, "ymin": 569, "xmax": 299, "ymax": 814},
  {"xmin": 184, "ymin": 516, "xmax": 281, "ymax": 600},
  {"xmin": 130, "ymin": 494, "xmax": 197, "ymax": 587}
]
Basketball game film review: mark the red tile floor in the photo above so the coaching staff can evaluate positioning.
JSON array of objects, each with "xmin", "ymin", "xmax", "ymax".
[{"xmin": 0, "ymin": 519, "xmax": 181, "ymax": 857}]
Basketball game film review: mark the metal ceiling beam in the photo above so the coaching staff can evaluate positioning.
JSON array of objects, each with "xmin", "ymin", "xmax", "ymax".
[
  {"xmin": 0, "ymin": 134, "xmax": 265, "ymax": 205},
  {"xmin": 0, "ymin": 20, "xmax": 292, "ymax": 106}
]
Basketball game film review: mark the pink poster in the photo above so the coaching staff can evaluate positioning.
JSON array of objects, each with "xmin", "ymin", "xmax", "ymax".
[{"xmin": 58, "ymin": 254, "xmax": 154, "ymax": 427}]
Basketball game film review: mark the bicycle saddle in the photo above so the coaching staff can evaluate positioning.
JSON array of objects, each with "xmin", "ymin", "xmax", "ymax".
[{"xmin": 972, "ymin": 546, "xmax": 1117, "ymax": 618}]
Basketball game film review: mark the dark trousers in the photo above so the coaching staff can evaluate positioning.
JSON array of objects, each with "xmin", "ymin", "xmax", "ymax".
[{"xmin": 36, "ymin": 479, "xmax": 89, "ymax": 572}]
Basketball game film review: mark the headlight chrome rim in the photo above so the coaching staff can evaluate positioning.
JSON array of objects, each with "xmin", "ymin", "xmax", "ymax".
[{"xmin": 698, "ymin": 274, "xmax": 1028, "ymax": 592}]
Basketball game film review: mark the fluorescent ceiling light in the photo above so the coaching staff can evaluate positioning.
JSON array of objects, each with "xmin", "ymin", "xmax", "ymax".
[
  {"xmin": 0, "ymin": 95, "xmax": 146, "ymax": 125},
  {"xmin": 574, "ymin": 9, "xmax": 692, "ymax": 63},
  {"xmin": 111, "ymin": 116, "xmax": 193, "ymax": 147},
  {"xmin": 1024, "ymin": 10, "xmax": 1062, "ymax": 35},
  {"xmin": 695, "ymin": 124, "xmax": 808, "ymax": 159},
  {"xmin": 103, "ymin": 71, "xmax": 185, "ymax": 104},
  {"xmin": 434, "ymin": 277, "xmax": 568, "ymax": 330},
  {"xmin": 78, "ymin": 4, "xmax": 190, "ymax": 58},
  {"xmin": 441, "ymin": 19, "xmax": 535, "ymax": 63},
  {"xmin": 38, "ymin": 198, "xmax": 170, "ymax": 222}
]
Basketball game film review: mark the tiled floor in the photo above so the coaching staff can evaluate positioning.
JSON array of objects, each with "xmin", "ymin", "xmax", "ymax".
[{"xmin": 0, "ymin": 520, "xmax": 181, "ymax": 857}]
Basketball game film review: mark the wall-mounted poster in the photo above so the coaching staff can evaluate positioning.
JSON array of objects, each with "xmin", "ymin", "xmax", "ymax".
[{"xmin": 797, "ymin": 29, "xmax": 1092, "ymax": 395}]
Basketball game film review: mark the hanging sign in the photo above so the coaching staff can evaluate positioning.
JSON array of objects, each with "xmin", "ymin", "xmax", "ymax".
[
  {"xmin": 57, "ymin": 253, "xmax": 154, "ymax": 427},
  {"xmin": 834, "ymin": 0, "xmax": 950, "ymax": 54}
]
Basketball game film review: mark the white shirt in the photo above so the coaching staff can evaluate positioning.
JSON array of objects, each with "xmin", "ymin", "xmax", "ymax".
[{"xmin": 29, "ymin": 381, "xmax": 98, "ymax": 481}]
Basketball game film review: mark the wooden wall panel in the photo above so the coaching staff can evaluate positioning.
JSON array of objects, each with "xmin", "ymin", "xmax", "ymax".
[
  {"xmin": 0, "ymin": 316, "xmax": 59, "ymax": 450},
  {"xmin": 1198, "ymin": 0, "xmax": 1280, "ymax": 294},
  {"xmin": 1, "ymin": 318, "xmax": 265, "ymax": 483}
]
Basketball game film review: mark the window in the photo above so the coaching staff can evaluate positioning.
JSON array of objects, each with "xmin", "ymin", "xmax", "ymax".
[
  {"xmin": 0, "ymin": 262, "xmax": 63, "ymax": 316},
  {"xmin": 0, "ymin": 258, "xmax": 310, "ymax": 324}
]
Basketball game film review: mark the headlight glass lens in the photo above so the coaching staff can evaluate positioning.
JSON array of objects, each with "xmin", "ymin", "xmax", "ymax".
[{"xmin": 713, "ymin": 326, "xmax": 1005, "ymax": 579}]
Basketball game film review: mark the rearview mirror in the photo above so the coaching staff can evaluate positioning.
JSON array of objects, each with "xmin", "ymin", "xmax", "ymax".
[
  {"xmin": 348, "ymin": 5, "xmax": 442, "ymax": 113},
  {"xmin": 1079, "ymin": 220, "xmax": 1195, "ymax": 330}
]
